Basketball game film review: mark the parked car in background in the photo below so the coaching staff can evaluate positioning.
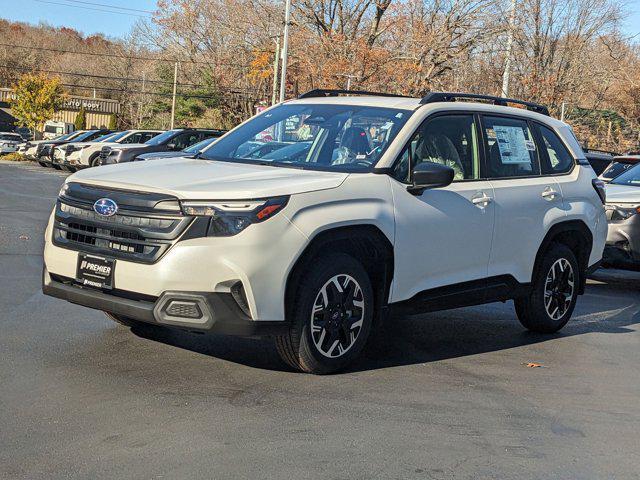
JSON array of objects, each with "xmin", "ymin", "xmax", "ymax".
[
  {"xmin": 603, "ymin": 163, "xmax": 640, "ymax": 270},
  {"xmin": 43, "ymin": 90, "xmax": 607, "ymax": 374},
  {"xmin": 42, "ymin": 121, "xmax": 75, "ymax": 140},
  {"xmin": 99, "ymin": 128, "xmax": 224, "ymax": 165},
  {"xmin": 66, "ymin": 130, "xmax": 164, "ymax": 170},
  {"xmin": 0, "ymin": 132, "xmax": 24, "ymax": 154},
  {"xmin": 14, "ymin": 127, "xmax": 33, "ymax": 141},
  {"xmin": 599, "ymin": 155, "xmax": 640, "ymax": 183},
  {"xmin": 583, "ymin": 148, "xmax": 616, "ymax": 176},
  {"xmin": 134, "ymin": 133, "xmax": 225, "ymax": 161},
  {"xmin": 52, "ymin": 131, "xmax": 123, "ymax": 172},
  {"xmin": 37, "ymin": 129, "xmax": 112, "ymax": 168},
  {"xmin": 19, "ymin": 131, "xmax": 83, "ymax": 161}
]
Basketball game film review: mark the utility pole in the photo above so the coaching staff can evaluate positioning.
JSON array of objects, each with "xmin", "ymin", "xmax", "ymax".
[
  {"xmin": 272, "ymin": 41, "xmax": 280, "ymax": 105},
  {"xmin": 170, "ymin": 62, "xmax": 179, "ymax": 129},
  {"xmin": 501, "ymin": 0, "xmax": 516, "ymax": 98},
  {"xmin": 279, "ymin": 0, "xmax": 292, "ymax": 103},
  {"xmin": 338, "ymin": 74, "xmax": 359, "ymax": 90},
  {"xmin": 560, "ymin": 102, "xmax": 566, "ymax": 122}
]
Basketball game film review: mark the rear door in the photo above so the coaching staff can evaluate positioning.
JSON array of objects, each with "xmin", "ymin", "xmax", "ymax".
[{"xmin": 480, "ymin": 115, "xmax": 565, "ymax": 283}]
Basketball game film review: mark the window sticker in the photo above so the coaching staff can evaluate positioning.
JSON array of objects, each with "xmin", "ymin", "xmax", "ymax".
[
  {"xmin": 525, "ymin": 139, "xmax": 536, "ymax": 151},
  {"xmin": 493, "ymin": 126, "xmax": 532, "ymax": 164}
]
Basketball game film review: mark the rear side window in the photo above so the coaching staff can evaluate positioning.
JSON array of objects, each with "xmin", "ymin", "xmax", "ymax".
[
  {"xmin": 537, "ymin": 124, "xmax": 574, "ymax": 174},
  {"xmin": 481, "ymin": 116, "xmax": 540, "ymax": 178}
]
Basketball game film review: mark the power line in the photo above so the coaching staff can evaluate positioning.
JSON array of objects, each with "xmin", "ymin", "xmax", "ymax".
[
  {"xmin": 59, "ymin": 0, "xmax": 154, "ymax": 14},
  {"xmin": 0, "ymin": 64, "xmax": 262, "ymax": 97},
  {"xmin": 58, "ymin": 82, "xmax": 258, "ymax": 99},
  {"xmin": 0, "ymin": 63, "xmax": 260, "ymax": 91},
  {"xmin": 0, "ymin": 42, "xmax": 254, "ymax": 67},
  {"xmin": 33, "ymin": 0, "xmax": 151, "ymax": 17}
]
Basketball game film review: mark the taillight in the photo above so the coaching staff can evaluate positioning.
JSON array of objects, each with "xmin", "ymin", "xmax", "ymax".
[{"xmin": 592, "ymin": 178, "xmax": 606, "ymax": 204}]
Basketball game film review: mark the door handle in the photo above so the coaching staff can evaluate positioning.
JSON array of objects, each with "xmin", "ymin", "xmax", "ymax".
[
  {"xmin": 541, "ymin": 187, "xmax": 559, "ymax": 201},
  {"xmin": 472, "ymin": 193, "xmax": 493, "ymax": 207}
]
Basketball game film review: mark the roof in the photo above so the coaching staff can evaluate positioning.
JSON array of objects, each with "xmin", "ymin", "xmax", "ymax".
[{"xmin": 288, "ymin": 95, "xmax": 565, "ymax": 127}]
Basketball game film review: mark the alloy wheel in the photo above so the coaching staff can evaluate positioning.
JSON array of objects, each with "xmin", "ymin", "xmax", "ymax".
[
  {"xmin": 310, "ymin": 274, "xmax": 365, "ymax": 358},
  {"xmin": 544, "ymin": 258, "xmax": 575, "ymax": 320}
]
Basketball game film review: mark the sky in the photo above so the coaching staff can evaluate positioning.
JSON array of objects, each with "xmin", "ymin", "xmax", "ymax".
[
  {"xmin": 0, "ymin": 0, "xmax": 157, "ymax": 39},
  {"xmin": 0, "ymin": 0, "xmax": 639, "ymax": 39}
]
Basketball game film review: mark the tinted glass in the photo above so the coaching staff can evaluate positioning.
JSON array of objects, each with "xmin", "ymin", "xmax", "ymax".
[
  {"xmin": 184, "ymin": 136, "xmax": 217, "ymax": 154},
  {"xmin": 173, "ymin": 132, "xmax": 201, "ymax": 149},
  {"xmin": 610, "ymin": 163, "xmax": 640, "ymax": 186},
  {"xmin": 200, "ymin": 104, "xmax": 411, "ymax": 172},
  {"xmin": 601, "ymin": 161, "xmax": 637, "ymax": 181},
  {"xmin": 482, "ymin": 116, "xmax": 540, "ymax": 178},
  {"xmin": 393, "ymin": 114, "xmax": 480, "ymax": 182},
  {"xmin": 145, "ymin": 129, "xmax": 180, "ymax": 145},
  {"xmin": 538, "ymin": 124, "xmax": 574, "ymax": 174},
  {"xmin": 70, "ymin": 130, "xmax": 100, "ymax": 142}
]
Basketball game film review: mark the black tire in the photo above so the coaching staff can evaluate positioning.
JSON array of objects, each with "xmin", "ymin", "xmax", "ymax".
[
  {"xmin": 104, "ymin": 312, "xmax": 141, "ymax": 328},
  {"xmin": 89, "ymin": 153, "xmax": 100, "ymax": 168},
  {"xmin": 275, "ymin": 253, "xmax": 374, "ymax": 374},
  {"xmin": 62, "ymin": 165, "xmax": 76, "ymax": 172},
  {"xmin": 37, "ymin": 161, "xmax": 49, "ymax": 167},
  {"xmin": 52, "ymin": 164, "xmax": 62, "ymax": 170},
  {"xmin": 515, "ymin": 243, "xmax": 579, "ymax": 333}
]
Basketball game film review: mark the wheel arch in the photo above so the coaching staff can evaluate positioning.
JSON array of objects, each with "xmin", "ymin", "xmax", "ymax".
[
  {"xmin": 534, "ymin": 220, "xmax": 593, "ymax": 294},
  {"xmin": 285, "ymin": 224, "xmax": 394, "ymax": 325}
]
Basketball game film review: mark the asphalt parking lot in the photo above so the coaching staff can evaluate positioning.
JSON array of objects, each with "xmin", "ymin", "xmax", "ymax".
[{"xmin": 1, "ymin": 160, "xmax": 639, "ymax": 479}]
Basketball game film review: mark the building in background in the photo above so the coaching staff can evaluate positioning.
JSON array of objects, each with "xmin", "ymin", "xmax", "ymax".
[{"xmin": 0, "ymin": 88, "xmax": 120, "ymax": 132}]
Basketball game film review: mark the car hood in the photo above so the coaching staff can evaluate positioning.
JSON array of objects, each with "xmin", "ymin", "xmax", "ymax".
[
  {"xmin": 138, "ymin": 151, "xmax": 188, "ymax": 160},
  {"xmin": 68, "ymin": 157, "xmax": 349, "ymax": 199},
  {"xmin": 605, "ymin": 184, "xmax": 640, "ymax": 203}
]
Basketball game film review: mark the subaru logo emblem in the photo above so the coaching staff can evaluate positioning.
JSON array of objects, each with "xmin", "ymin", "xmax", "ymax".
[{"xmin": 93, "ymin": 198, "xmax": 118, "ymax": 217}]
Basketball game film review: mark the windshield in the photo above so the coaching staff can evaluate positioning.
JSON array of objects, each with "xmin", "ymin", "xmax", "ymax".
[
  {"xmin": 611, "ymin": 164, "xmax": 640, "ymax": 186},
  {"xmin": 107, "ymin": 131, "xmax": 131, "ymax": 143},
  {"xmin": 185, "ymin": 136, "xmax": 217, "ymax": 154},
  {"xmin": 145, "ymin": 129, "xmax": 180, "ymax": 145},
  {"xmin": 200, "ymin": 104, "xmax": 411, "ymax": 171},
  {"xmin": 62, "ymin": 131, "xmax": 83, "ymax": 141},
  {"xmin": 94, "ymin": 132, "xmax": 119, "ymax": 143},
  {"xmin": 69, "ymin": 130, "xmax": 99, "ymax": 142},
  {"xmin": 0, "ymin": 134, "xmax": 21, "ymax": 141},
  {"xmin": 601, "ymin": 161, "xmax": 638, "ymax": 181}
]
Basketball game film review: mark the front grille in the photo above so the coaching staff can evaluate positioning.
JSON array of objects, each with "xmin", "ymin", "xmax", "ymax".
[{"xmin": 52, "ymin": 184, "xmax": 193, "ymax": 264}]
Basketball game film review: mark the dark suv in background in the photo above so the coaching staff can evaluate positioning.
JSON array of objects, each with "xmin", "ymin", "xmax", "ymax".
[{"xmin": 99, "ymin": 128, "xmax": 222, "ymax": 165}]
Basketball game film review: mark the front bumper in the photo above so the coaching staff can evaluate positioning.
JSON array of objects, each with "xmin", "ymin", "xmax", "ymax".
[
  {"xmin": 43, "ymin": 268, "xmax": 289, "ymax": 336},
  {"xmin": 604, "ymin": 213, "xmax": 640, "ymax": 265}
]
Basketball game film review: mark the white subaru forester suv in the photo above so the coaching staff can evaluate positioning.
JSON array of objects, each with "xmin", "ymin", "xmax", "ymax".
[{"xmin": 43, "ymin": 90, "xmax": 608, "ymax": 374}]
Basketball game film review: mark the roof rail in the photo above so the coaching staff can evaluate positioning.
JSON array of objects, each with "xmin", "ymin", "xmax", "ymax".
[
  {"xmin": 583, "ymin": 148, "xmax": 618, "ymax": 156},
  {"xmin": 298, "ymin": 89, "xmax": 410, "ymax": 99},
  {"xmin": 420, "ymin": 92, "xmax": 550, "ymax": 116}
]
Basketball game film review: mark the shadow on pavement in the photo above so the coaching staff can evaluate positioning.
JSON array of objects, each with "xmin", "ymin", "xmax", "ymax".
[{"xmin": 129, "ymin": 273, "xmax": 640, "ymax": 374}]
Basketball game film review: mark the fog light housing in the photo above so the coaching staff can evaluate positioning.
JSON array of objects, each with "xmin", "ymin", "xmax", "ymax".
[
  {"xmin": 165, "ymin": 300, "xmax": 203, "ymax": 319},
  {"xmin": 154, "ymin": 293, "xmax": 214, "ymax": 328}
]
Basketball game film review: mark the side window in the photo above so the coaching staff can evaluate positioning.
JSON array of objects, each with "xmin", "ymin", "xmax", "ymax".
[
  {"xmin": 537, "ymin": 124, "xmax": 574, "ymax": 174},
  {"xmin": 172, "ymin": 133, "xmax": 199, "ymax": 149},
  {"xmin": 392, "ymin": 114, "xmax": 480, "ymax": 183},
  {"xmin": 123, "ymin": 133, "xmax": 142, "ymax": 144},
  {"xmin": 139, "ymin": 133, "xmax": 155, "ymax": 143},
  {"xmin": 482, "ymin": 116, "xmax": 540, "ymax": 178}
]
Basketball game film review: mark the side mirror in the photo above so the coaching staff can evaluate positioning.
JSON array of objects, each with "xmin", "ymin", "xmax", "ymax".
[{"xmin": 408, "ymin": 161, "xmax": 454, "ymax": 195}]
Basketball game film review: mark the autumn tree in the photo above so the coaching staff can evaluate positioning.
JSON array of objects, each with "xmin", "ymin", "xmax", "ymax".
[
  {"xmin": 10, "ymin": 73, "xmax": 64, "ymax": 139},
  {"xmin": 74, "ymin": 106, "xmax": 86, "ymax": 130}
]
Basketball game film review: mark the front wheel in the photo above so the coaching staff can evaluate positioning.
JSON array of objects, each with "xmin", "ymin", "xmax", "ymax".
[
  {"xmin": 276, "ymin": 253, "xmax": 374, "ymax": 374},
  {"xmin": 515, "ymin": 243, "xmax": 579, "ymax": 333}
]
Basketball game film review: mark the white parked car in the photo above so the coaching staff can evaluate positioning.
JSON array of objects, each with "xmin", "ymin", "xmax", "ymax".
[
  {"xmin": 0, "ymin": 133, "xmax": 24, "ymax": 154},
  {"xmin": 63, "ymin": 130, "xmax": 164, "ymax": 170},
  {"xmin": 42, "ymin": 90, "xmax": 607, "ymax": 373}
]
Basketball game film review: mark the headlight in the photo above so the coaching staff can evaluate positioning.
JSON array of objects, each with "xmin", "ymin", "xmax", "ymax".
[
  {"xmin": 606, "ymin": 204, "xmax": 640, "ymax": 220},
  {"xmin": 59, "ymin": 183, "xmax": 70, "ymax": 197},
  {"xmin": 181, "ymin": 197, "xmax": 289, "ymax": 236}
]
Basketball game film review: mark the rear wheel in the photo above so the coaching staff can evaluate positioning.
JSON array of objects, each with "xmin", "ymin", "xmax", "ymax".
[
  {"xmin": 515, "ymin": 243, "xmax": 579, "ymax": 333},
  {"xmin": 89, "ymin": 153, "xmax": 101, "ymax": 168},
  {"xmin": 37, "ymin": 160, "xmax": 49, "ymax": 167},
  {"xmin": 276, "ymin": 253, "xmax": 374, "ymax": 374}
]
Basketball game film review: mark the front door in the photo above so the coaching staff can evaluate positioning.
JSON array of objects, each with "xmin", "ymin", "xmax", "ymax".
[{"xmin": 390, "ymin": 113, "xmax": 496, "ymax": 302}]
